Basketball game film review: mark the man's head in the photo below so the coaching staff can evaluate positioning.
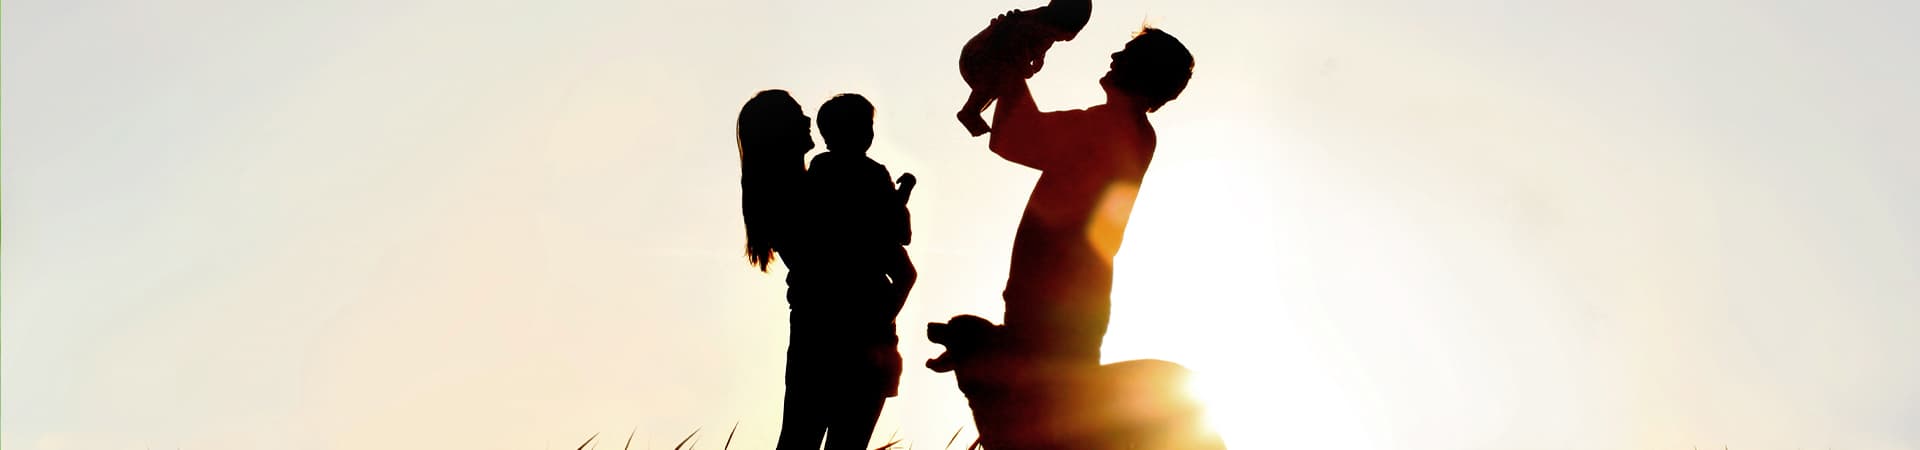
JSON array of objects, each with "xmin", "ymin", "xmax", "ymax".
[
  {"xmin": 816, "ymin": 93, "xmax": 875, "ymax": 153},
  {"xmin": 1100, "ymin": 28, "xmax": 1194, "ymax": 113}
]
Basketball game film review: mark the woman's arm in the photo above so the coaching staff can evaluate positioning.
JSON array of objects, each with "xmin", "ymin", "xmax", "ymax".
[{"xmin": 884, "ymin": 245, "xmax": 916, "ymax": 318}]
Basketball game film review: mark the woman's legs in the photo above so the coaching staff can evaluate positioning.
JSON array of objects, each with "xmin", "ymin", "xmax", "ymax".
[
  {"xmin": 821, "ymin": 393, "xmax": 886, "ymax": 450},
  {"xmin": 776, "ymin": 384, "xmax": 829, "ymax": 450},
  {"xmin": 779, "ymin": 311, "xmax": 831, "ymax": 450}
]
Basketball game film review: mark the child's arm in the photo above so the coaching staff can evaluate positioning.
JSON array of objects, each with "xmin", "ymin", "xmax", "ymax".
[
  {"xmin": 895, "ymin": 173, "xmax": 916, "ymax": 203},
  {"xmin": 893, "ymin": 173, "xmax": 915, "ymax": 245}
]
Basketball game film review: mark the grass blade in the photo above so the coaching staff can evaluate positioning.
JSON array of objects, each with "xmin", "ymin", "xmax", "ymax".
[
  {"xmin": 672, "ymin": 429, "xmax": 700, "ymax": 450},
  {"xmin": 724, "ymin": 423, "xmax": 738, "ymax": 450},
  {"xmin": 577, "ymin": 432, "xmax": 600, "ymax": 450}
]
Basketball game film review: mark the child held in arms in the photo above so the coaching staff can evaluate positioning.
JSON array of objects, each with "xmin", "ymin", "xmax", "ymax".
[
  {"xmin": 956, "ymin": 0, "xmax": 1092, "ymax": 136},
  {"xmin": 779, "ymin": 93, "xmax": 919, "ymax": 450},
  {"xmin": 787, "ymin": 92, "xmax": 921, "ymax": 450}
]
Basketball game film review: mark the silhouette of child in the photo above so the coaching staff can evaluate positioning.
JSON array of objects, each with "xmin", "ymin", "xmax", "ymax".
[
  {"xmin": 956, "ymin": 0, "xmax": 1092, "ymax": 136},
  {"xmin": 810, "ymin": 94, "xmax": 916, "ymax": 250},
  {"xmin": 780, "ymin": 93, "xmax": 917, "ymax": 450}
]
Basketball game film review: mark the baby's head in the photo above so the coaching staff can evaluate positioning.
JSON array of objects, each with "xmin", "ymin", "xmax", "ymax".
[
  {"xmin": 817, "ymin": 93, "xmax": 875, "ymax": 153},
  {"xmin": 1101, "ymin": 27, "xmax": 1194, "ymax": 113},
  {"xmin": 1038, "ymin": 0, "xmax": 1092, "ymax": 41}
]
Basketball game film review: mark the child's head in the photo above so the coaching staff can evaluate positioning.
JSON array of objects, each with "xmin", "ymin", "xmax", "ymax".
[
  {"xmin": 1038, "ymin": 0, "xmax": 1092, "ymax": 41},
  {"xmin": 817, "ymin": 93, "xmax": 875, "ymax": 153},
  {"xmin": 1100, "ymin": 28, "xmax": 1193, "ymax": 113}
]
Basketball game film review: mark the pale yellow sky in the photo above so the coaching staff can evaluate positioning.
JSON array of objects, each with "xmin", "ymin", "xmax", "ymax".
[{"xmin": 4, "ymin": 0, "xmax": 1918, "ymax": 449}]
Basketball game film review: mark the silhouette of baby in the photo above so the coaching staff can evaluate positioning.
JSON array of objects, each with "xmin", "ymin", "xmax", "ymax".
[
  {"xmin": 955, "ymin": 0, "xmax": 1092, "ymax": 136},
  {"xmin": 927, "ymin": 315, "xmax": 1225, "ymax": 450}
]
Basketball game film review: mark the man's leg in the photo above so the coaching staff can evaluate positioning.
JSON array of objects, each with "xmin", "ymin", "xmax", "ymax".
[{"xmin": 1008, "ymin": 299, "xmax": 1112, "ymax": 449}]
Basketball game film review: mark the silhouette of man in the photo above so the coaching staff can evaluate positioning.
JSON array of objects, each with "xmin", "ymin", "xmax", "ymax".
[
  {"xmin": 982, "ymin": 28, "xmax": 1192, "ymax": 448},
  {"xmin": 989, "ymin": 27, "xmax": 1192, "ymax": 370}
]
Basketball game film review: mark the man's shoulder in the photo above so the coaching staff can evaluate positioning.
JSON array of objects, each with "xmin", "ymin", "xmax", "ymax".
[
  {"xmin": 1072, "ymin": 105, "xmax": 1154, "ymax": 143},
  {"xmin": 1077, "ymin": 105, "xmax": 1156, "ymax": 175}
]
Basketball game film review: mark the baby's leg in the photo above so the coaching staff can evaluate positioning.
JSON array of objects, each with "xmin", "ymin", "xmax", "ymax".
[{"xmin": 957, "ymin": 88, "xmax": 994, "ymax": 136}]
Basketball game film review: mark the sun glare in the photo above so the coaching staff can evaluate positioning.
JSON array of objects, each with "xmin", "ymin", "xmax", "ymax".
[
  {"xmin": 1097, "ymin": 125, "xmax": 1391, "ymax": 449},
  {"xmin": 1104, "ymin": 159, "xmax": 1276, "ymax": 448}
]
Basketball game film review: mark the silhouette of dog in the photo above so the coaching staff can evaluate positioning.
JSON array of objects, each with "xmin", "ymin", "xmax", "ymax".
[{"xmin": 927, "ymin": 315, "xmax": 1225, "ymax": 450}]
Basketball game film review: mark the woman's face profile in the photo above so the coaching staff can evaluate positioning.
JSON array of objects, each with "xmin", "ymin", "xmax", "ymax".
[{"xmin": 792, "ymin": 110, "xmax": 816, "ymax": 154}]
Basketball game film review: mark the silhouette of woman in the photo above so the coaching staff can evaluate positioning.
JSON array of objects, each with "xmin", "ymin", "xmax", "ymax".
[{"xmin": 738, "ymin": 89, "xmax": 913, "ymax": 450}]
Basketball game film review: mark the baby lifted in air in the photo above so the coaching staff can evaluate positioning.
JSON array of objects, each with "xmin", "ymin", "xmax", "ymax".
[{"xmin": 956, "ymin": 0, "xmax": 1092, "ymax": 136}]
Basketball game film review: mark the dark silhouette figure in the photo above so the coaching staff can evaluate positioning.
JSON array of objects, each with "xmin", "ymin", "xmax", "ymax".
[
  {"xmin": 738, "ymin": 90, "xmax": 813, "ymax": 273},
  {"xmin": 932, "ymin": 28, "xmax": 1195, "ymax": 449},
  {"xmin": 956, "ymin": 0, "xmax": 1092, "ymax": 136},
  {"xmin": 927, "ymin": 315, "xmax": 1224, "ymax": 450},
  {"xmin": 738, "ymin": 90, "xmax": 918, "ymax": 450},
  {"xmin": 989, "ymin": 27, "xmax": 1192, "ymax": 373}
]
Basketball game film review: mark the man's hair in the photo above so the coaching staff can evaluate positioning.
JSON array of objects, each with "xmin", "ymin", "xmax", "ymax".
[
  {"xmin": 816, "ymin": 93, "xmax": 874, "ymax": 151},
  {"xmin": 1109, "ymin": 28, "xmax": 1194, "ymax": 113},
  {"xmin": 1040, "ymin": 0, "xmax": 1092, "ymax": 36}
]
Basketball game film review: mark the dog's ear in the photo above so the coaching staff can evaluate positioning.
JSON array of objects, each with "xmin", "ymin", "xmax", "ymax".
[{"xmin": 927, "ymin": 355, "xmax": 957, "ymax": 373}]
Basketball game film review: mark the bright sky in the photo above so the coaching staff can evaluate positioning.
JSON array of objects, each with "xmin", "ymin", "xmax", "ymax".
[{"xmin": 5, "ymin": 0, "xmax": 1918, "ymax": 449}]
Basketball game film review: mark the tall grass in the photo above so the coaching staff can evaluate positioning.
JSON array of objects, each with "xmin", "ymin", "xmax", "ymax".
[{"xmin": 568, "ymin": 424, "xmax": 977, "ymax": 450}]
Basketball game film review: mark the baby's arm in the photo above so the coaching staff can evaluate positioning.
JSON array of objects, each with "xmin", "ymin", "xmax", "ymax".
[{"xmin": 1023, "ymin": 36, "xmax": 1057, "ymax": 77}]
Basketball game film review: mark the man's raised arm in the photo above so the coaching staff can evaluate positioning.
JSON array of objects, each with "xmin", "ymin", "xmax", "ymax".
[{"xmin": 987, "ymin": 79, "xmax": 1079, "ymax": 171}]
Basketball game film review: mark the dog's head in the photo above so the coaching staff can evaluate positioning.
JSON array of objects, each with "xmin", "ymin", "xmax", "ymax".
[{"xmin": 926, "ymin": 314, "xmax": 1001, "ymax": 373}]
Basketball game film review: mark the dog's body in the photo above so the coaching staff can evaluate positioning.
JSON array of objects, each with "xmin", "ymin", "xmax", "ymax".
[{"xmin": 928, "ymin": 315, "xmax": 1225, "ymax": 450}]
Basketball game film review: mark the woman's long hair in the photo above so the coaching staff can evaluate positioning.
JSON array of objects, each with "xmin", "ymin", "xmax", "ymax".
[{"xmin": 737, "ymin": 90, "xmax": 809, "ymax": 272}]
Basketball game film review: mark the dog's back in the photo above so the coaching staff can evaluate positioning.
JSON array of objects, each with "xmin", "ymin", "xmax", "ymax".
[
  {"xmin": 1074, "ymin": 359, "xmax": 1222, "ymax": 449},
  {"xmin": 928, "ymin": 315, "xmax": 1225, "ymax": 449}
]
